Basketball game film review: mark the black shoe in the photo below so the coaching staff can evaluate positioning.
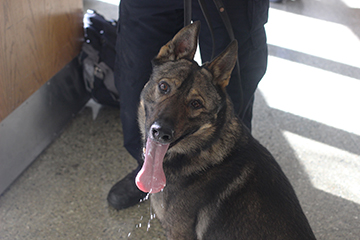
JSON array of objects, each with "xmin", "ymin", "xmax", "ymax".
[{"xmin": 107, "ymin": 168, "xmax": 147, "ymax": 210}]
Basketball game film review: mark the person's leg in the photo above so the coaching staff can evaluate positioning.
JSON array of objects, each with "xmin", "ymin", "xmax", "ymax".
[
  {"xmin": 109, "ymin": 0, "xmax": 184, "ymax": 210},
  {"xmin": 115, "ymin": 0, "xmax": 184, "ymax": 163},
  {"xmin": 192, "ymin": 0, "xmax": 268, "ymax": 131}
]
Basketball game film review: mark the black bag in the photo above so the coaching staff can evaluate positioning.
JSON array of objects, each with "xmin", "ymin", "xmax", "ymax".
[{"xmin": 79, "ymin": 9, "xmax": 119, "ymax": 108}]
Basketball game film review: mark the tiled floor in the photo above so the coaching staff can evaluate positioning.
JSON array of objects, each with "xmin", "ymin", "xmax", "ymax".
[{"xmin": 1, "ymin": 0, "xmax": 359, "ymax": 239}]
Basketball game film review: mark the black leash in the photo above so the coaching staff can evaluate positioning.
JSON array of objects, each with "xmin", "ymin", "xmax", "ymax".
[
  {"xmin": 184, "ymin": 0, "xmax": 192, "ymax": 26},
  {"xmin": 183, "ymin": 0, "xmax": 243, "ymax": 114}
]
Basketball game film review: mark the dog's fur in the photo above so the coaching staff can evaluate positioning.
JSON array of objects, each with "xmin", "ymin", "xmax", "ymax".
[{"xmin": 137, "ymin": 21, "xmax": 316, "ymax": 240}]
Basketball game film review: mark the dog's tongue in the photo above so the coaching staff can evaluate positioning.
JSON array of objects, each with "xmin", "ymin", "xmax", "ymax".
[{"xmin": 135, "ymin": 137, "xmax": 169, "ymax": 193}]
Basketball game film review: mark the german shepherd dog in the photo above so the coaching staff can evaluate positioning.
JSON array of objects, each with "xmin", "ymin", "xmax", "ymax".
[{"xmin": 135, "ymin": 21, "xmax": 316, "ymax": 240}]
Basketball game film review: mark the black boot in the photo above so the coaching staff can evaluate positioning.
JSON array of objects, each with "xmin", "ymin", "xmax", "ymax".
[{"xmin": 107, "ymin": 168, "xmax": 147, "ymax": 210}]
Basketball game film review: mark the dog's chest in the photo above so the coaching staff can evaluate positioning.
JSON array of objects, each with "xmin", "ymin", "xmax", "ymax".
[
  {"xmin": 150, "ymin": 186, "xmax": 200, "ymax": 223},
  {"xmin": 150, "ymin": 191, "xmax": 166, "ymax": 222}
]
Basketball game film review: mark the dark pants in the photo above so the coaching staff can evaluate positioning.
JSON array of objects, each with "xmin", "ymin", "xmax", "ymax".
[{"xmin": 114, "ymin": 0, "xmax": 269, "ymax": 164}]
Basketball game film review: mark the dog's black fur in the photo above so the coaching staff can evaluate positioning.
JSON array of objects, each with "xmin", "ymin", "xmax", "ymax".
[{"xmin": 137, "ymin": 21, "xmax": 316, "ymax": 240}]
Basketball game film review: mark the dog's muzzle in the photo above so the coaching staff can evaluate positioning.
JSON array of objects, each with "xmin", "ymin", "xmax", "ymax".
[{"xmin": 150, "ymin": 122, "xmax": 174, "ymax": 144}]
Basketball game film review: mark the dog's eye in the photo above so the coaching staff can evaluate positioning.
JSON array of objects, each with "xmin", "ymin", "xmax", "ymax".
[
  {"xmin": 190, "ymin": 100, "xmax": 203, "ymax": 109},
  {"xmin": 159, "ymin": 81, "xmax": 170, "ymax": 94}
]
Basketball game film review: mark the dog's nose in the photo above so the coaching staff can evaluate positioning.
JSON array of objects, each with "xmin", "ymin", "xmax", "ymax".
[{"xmin": 150, "ymin": 122, "xmax": 174, "ymax": 143}]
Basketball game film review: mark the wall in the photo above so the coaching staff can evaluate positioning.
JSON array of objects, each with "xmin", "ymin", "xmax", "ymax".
[
  {"xmin": 0, "ymin": 0, "xmax": 86, "ymax": 194},
  {"xmin": 0, "ymin": 0, "xmax": 83, "ymax": 122}
]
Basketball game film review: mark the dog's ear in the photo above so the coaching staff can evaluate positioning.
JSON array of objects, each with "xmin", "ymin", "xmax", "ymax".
[
  {"xmin": 207, "ymin": 40, "xmax": 238, "ymax": 89},
  {"xmin": 154, "ymin": 21, "xmax": 200, "ymax": 63}
]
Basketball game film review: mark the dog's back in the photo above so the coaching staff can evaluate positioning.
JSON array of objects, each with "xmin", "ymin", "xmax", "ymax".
[{"xmin": 137, "ymin": 21, "xmax": 316, "ymax": 239}]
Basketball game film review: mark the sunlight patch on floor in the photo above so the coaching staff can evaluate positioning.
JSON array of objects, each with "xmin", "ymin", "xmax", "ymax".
[
  {"xmin": 96, "ymin": 0, "xmax": 119, "ymax": 5},
  {"xmin": 282, "ymin": 131, "xmax": 360, "ymax": 204},
  {"xmin": 266, "ymin": 8, "xmax": 360, "ymax": 69},
  {"xmin": 259, "ymin": 56, "xmax": 360, "ymax": 135},
  {"xmin": 340, "ymin": 0, "xmax": 360, "ymax": 9}
]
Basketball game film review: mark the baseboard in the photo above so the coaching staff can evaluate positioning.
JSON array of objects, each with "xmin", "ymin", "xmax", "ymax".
[{"xmin": 0, "ymin": 57, "xmax": 90, "ymax": 195}]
